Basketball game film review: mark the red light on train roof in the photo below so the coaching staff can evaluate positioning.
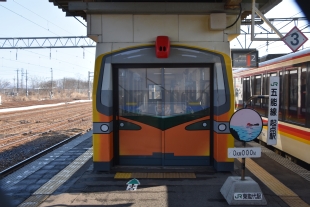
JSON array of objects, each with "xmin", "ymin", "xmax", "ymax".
[{"xmin": 155, "ymin": 36, "xmax": 170, "ymax": 58}]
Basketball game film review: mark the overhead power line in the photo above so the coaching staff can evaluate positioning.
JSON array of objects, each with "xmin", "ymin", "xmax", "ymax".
[
  {"xmin": 0, "ymin": 4, "xmax": 59, "ymax": 36},
  {"xmin": 12, "ymin": 0, "xmax": 78, "ymax": 35},
  {"xmin": 0, "ymin": 36, "xmax": 96, "ymax": 49}
]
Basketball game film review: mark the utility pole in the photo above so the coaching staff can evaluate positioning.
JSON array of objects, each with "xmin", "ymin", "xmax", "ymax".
[
  {"xmin": 13, "ymin": 78, "xmax": 15, "ymax": 93},
  {"xmin": 50, "ymin": 68, "xmax": 53, "ymax": 99},
  {"xmin": 63, "ymin": 78, "xmax": 65, "ymax": 90},
  {"xmin": 78, "ymin": 78, "xmax": 80, "ymax": 93},
  {"xmin": 26, "ymin": 70, "xmax": 28, "ymax": 96},
  {"xmin": 16, "ymin": 69, "xmax": 19, "ymax": 94},
  {"xmin": 88, "ymin": 71, "xmax": 90, "ymax": 100},
  {"xmin": 21, "ymin": 68, "xmax": 24, "ymax": 90},
  {"xmin": 88, "ymin": 71, "xmax": 93, "ymax": 100}
]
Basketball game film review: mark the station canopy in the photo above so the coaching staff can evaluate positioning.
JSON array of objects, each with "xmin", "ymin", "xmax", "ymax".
[{"xmin": 49, "ymin": 0, "xmax": 282, "ymax": 21}]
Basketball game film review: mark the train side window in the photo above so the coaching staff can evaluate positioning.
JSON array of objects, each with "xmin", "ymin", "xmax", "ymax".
[
  {"xmin": 253, "ymin": 75, "xmax": 264, "ymax": 115},
  {"xmin": 279, "ymin": 71, "xmax": 283, "ymax": 121},
  {"xmin": 262, "ymin": 74, "xmax": 268, "ymax": 117},
  {"xmin": 300, "ymin": 67, "xmax": 307, "ymax": 120},
  {"xmin": 243, "ymin": 77, "xmax": 250, "ymax": 103},
  {"xmin": 284, "ymin": 69, "xmax": 305, "ymax": 125},
  {"xmin": 214, "ymin": 63, "xmax": 226, "ymax": 106}
]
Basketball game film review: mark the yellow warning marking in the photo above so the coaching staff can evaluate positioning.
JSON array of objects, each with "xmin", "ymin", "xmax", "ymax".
[
  {"xmin": 164, "ymin": 173, "xmax": 179, "ymax": 178},
  {"xmin": 282, "ymin": 197, "xmax": 310, "ymax": 207},
  {"xmin": 147, "ymin": 173, "xmax": 164, "ymax": 178},
  {"xmin": 132, "ymin": 173, "xmax": 148, "ymax": 178},
  {"xmin": 179, "ymin": 173, "xmax": 196, "ymax": 178},
  {"xmin": 114, "ymin": 172, "xmax": 196, "ymax": 179},
  {"xmin": 114, "ymin": 172, "xmax": 132, "ymax": 179},
  {"xmin": 238, "ymin": 158, "xmax": 310, "ymax": 207}
]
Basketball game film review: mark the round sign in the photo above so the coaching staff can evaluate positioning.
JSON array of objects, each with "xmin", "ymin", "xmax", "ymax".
[{"xmin": 229, "ymin": 109, "xmax": 263, "ymax": 142}]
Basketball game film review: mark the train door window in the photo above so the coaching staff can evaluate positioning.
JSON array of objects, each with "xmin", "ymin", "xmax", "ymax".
[
  {"xmin": 300, "ymin": 67, "xmax": 307, "ymax": 124},
  {"xmin": 279, "ymin": 71, "xmax": 284, "ymax": 121},
  {"xmin": 253, "ymin": 75, "xmax": 264, "ymax": 115},
  {"xmin": 243, "ymin": 77, "xmax": 250, "ymax": 103},
  {"xmin": 284, "ymin": 69, "xmax": 305, "ymax": 125},
  {"xmin": 164, "ymin": 67, "xmax": 211, "ymax": 116},
  {"xmin": 214, "ymin": 63, "xmax": 226, "ymax": 106},
  {"xmin": 234, "ymin": 77, "xmax": 243, "ymax": 110},
  {"xmin": 262, "ymin": 74, "xmax": 267, "ymax": 117},
  {"xmin": 306, "ymin": 62, "xmax": 310, "ymax": 127}
]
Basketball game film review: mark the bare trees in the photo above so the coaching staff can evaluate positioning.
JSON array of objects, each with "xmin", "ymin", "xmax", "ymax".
[
  {"xmin": 0, "ymin": 76, "xmax": 92, "ymax": 100},
  {"xmin": 0, "ymin": 80, "xmax": 10, "ymax": 90}
]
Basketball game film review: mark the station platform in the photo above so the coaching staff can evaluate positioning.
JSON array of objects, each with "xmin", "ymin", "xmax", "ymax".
[{"xmin": 1, "ymin": 131, "xmax": 309, "ymax": 207}]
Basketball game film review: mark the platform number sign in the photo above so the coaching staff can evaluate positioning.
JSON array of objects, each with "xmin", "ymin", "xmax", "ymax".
[
  {"xmin": 267, "ymin": 76, "xmax": 279, "ymax": 145},
  {"xmin": 282, "ymin": 26, "xmax": 308, "ymax": 52},
  {"xmin": 231, "ymin": 49, "xmax": 258, "ymax": 68}
]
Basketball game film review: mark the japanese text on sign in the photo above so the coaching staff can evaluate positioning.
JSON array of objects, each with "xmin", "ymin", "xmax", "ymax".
[
  {"xmin": 267, "ymin": 77, "xmax": 279, "ymax": 145},
  {"xmin": 234, "ymin": 193, "xmax": 262, "ymax": 200}
]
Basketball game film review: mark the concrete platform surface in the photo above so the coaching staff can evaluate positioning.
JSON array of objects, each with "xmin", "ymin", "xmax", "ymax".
[{"xmin": 1, "ymin": 134, "xmax": 309, "ymax": 207}]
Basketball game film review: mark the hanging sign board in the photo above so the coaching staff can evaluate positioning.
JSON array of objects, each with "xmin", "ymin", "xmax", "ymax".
[
  {"xmin": 231, "ymin": 49, "xmax": 258, "ymax": 68},
  {"xmin": 282, "ymin": 26, "xmax": 308, "ymax": 52},
  {"xmin": 267, "ymin": 76, "xmax": 280, "ymax": 145}
]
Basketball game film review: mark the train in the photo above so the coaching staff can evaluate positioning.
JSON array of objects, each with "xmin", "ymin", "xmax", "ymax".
[
  {"xmin": 92, "ymin": 41, "xmax": 236, "ymax": 171},
  {"xmin": 233, "ymin": 48, "xmax": 310, "ymax": 167}
]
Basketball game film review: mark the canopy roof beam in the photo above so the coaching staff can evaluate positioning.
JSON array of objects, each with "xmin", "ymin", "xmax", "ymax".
[{"xmin": 251, "ymin": 0, "xmax": 283, "ymax": 41}]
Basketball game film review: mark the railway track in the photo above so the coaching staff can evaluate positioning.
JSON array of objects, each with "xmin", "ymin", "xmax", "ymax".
[
  {"xmin": 0, "ymin": 106, "xmax": 91, "ymax": 143},
  {"xmin": 0, "ymin": 101, "xmax": 92, "ymax": 172},
  {"xmin": 0, "ymin": 102, "xmax": 90, "ymax": 132},
  {"xmin": 0, "ymin": 112, "xmax": 91, "ymax": 150}
]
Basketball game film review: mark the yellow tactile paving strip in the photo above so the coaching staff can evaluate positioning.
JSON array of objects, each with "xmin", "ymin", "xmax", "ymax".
[
  {"xmin": 114, "ymin": 172, "xmax": 196, "ymax": 179},
  {"xmin": 238, "ymin": 158, "xmax": 310, "ymax": 207}
]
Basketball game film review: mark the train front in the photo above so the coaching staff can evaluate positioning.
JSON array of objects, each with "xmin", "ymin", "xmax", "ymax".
[{"xmin": 92, "ymin": 42, "xmax": 235, "ymax": 171}]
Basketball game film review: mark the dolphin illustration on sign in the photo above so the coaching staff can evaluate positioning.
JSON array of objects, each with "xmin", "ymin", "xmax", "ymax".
[{"xmin": 229, "ymin": 109, "xmax": 263, "ymax": 142}]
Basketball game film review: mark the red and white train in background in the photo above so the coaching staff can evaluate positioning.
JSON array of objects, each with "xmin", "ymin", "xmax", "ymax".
[{"xmin": 233, "ymin": 48, "xmax": 310, "ymax": 167}]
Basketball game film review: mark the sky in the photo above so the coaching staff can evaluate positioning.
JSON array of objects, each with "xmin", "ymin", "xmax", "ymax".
[
  {"xmin": 0, "ymin": 0, "xmax": 95, "ymax": 86},
  {"xmin": 0, "ymin": 0, "xmax": 309, "ymax": 86}
]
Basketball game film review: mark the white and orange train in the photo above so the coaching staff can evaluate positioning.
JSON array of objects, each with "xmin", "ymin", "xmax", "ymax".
[{"xmin": 233, "ymin": 48, "xmax": 310, "ymax": 166}]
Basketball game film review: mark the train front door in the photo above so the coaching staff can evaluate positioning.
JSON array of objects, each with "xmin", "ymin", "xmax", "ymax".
[{"xmin": 116, "ymin": 66, "xmax": 212, "ymax": 166}]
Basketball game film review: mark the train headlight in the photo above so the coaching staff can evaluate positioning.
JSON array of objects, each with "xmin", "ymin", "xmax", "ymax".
[
  {"xmin": 218, "ymin": 124, "xmax": 227, "ymax": 131},
  {"xmin": 100, "ymin": 124, "xmax": 109, "ymax": 132}
]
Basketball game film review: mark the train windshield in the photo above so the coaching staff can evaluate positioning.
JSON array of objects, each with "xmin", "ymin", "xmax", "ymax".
[
  {"xmin": 118, "ymin": 66, "xmax": 225, "ymax": 117},
  {"xmin": 98, "ymin": 46, "xmax": 230, "ymax": 118}
]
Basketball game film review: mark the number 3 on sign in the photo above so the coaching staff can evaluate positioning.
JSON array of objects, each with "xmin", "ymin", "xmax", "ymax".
[
  {"xmin": 282, "ymin": 26, "xmax": 308, "ymax": 52},
  {"xmin": 290, "ymin": 33, "xmax": 299, "ymax": 46}
]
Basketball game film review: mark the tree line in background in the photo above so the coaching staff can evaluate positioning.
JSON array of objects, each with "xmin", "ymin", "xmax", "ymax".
[{"xmin": 0, "ymin": 77, "xmax": 93, "ymax": 101}]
